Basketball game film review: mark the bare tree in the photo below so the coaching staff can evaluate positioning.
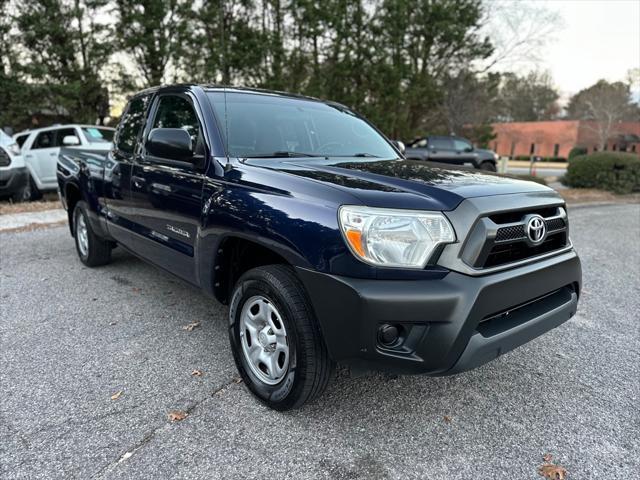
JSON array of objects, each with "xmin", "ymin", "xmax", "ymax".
[
  {"xmin": 478, "ymin": 0, "xmax": 563, "ymax": 72},
  {"xmin": 567, "ymin": 80, "xmax": 638, "ymax": 150}
]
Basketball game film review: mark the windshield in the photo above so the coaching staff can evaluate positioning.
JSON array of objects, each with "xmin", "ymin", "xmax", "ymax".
[
  {"xmin": 207, "ymin": 91, "xmax": 397, "ymax": 159},
  {"xmin": 82, "ymin": 127, "xmax": 114, "ymax": 143}
]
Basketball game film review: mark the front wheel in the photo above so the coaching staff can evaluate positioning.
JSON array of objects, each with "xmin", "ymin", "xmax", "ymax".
[
  {"xmin": 479, "ymin": 161, "xmax": 497, "ymax": 172},
  {"xmin": 229, "ymin": 265, "xmax": 333, "ymax": 410},
  {"xmin": 73, "ymin": 201, "xmax": 112, "ymax": 267}
]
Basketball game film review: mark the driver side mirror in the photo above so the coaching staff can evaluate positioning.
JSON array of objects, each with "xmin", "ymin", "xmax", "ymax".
[
  {"xmin": 392, "ymin": 140, "xmax": 405, "ymax": 155},
  {"xmin": 63, "ymin": 135, "xmax": 80, "ymax": 146},
  {"xmin": 146, "ymin": 128, "xmax": 193, "ymax": 162},
  {"xmin": 465, "ymin": 146, "xmax": 474, "ymax": 153}
]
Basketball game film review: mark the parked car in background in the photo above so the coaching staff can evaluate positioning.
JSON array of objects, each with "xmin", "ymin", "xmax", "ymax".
[
  {"xmin": 405, "ymin": 135, "xmax": 498, "ymax": 171},
  {"xmin": 17, "ymin": 124, "xmax": 115, "ymax": 199},
  {"xmin": 0, "ymin": 130, "xmax": 30, "ymax": 201}
]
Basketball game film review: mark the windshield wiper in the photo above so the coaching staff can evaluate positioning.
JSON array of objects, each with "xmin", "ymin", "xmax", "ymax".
[
  {"xmin": 247, "ymin": 151, "xmax": 324, "ymax": 158},
  {"xmin": 330, "ymin": 153, "xmax": 380, "ymax": 158}
]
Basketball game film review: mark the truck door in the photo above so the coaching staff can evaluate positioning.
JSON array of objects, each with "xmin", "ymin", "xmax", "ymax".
[
  {"xmin": 104, "ymin": 94, "xmax": 151, "ymax": 250},
  {"xmin": 427, "ymin": 137, "xmax": 457, "ymax": 163},
  {"xmin": 128, "ymin": 92, "xmax": 207, "ymax": 285},
  {"xmin": 26, "ymin": 129, "xmax": 57, "ymax": 188},
  {"xmin": 452, "ymin": 138, "xmax": 476, "ymax": 165}
]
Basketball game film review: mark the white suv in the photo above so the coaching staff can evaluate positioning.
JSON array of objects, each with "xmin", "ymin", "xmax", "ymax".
[
  {"xmin": 17, "ymin": 124, "xmax": 115, "ymax": 199},
  {"xmin": 0, "ymin": 130, "xmax": 29, "ymax": 201}
]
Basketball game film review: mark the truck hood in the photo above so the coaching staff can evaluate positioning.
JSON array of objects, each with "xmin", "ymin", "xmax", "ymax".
[{"xmin": 244, "ymin": 157, "xmax": 554, "ymax": 211}]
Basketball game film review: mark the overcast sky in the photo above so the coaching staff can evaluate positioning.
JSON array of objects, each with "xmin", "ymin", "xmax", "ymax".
[{"xmin": 535, "ymin": 0, "xmax": 639, "ymax": 98}]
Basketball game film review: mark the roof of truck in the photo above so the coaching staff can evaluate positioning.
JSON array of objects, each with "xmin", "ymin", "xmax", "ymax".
[{"xmin": 130, "ymin": 84, "xmax": 350, "ymax": 110}]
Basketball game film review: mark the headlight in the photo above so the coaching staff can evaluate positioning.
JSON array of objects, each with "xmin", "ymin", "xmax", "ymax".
[
  {"xmin": 338, "ymin": 205, "xmax": 456, "ymax": 268},
  {"xmin": 8, "ymin": 143, "xmax": 21, "ymax": 156}
]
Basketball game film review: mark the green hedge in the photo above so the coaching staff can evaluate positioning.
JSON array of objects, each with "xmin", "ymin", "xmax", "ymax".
[
  {"xmin": 563, "ymin": 152, "xmax": 640, "ymax": 194},
  {"xmin": 513, "ymin": 155, "xmax": 567, "ymax": 162},
  {"xmin": 568, "ymin": 147, "xmax": 587, "ymax": 160}
]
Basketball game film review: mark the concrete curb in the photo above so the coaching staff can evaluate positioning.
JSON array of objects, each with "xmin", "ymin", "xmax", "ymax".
[
  {"xmin": 0, "ymin": 209, "xmax": 67, "ymax": 232},
  {"xmin": 566, "ymin": 200, "xmax": 640, "ymax": 210}
]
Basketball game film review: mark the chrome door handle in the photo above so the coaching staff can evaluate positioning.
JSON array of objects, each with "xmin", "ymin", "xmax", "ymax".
[{"xmin": 132, "ymin": 176, "xmax": 146, "ymax": 188}]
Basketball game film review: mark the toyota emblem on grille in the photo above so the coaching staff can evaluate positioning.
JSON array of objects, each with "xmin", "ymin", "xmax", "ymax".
[{"xmin": 526, "ymin": 215, "xmax": 546, "ymax": 244}]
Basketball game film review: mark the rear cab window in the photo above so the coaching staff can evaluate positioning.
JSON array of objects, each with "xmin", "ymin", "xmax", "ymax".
[{"xmin": 115, "ymin": 95, "xmax": 151, "ymax": 155}]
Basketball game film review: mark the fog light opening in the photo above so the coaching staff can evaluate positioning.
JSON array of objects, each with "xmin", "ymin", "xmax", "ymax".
[{"xmin": 378, "ymin": 324, "xmax": 401, "ymax": 347}]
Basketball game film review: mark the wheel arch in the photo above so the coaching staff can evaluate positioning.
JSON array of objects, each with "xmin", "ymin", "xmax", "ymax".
[
  {"xmin": 203, "ymin": 234, "xmax": 311, "ymax": 305},
  {"xmin": 65, "ymin": 182, "xmax": 82, "ymax": 236}
]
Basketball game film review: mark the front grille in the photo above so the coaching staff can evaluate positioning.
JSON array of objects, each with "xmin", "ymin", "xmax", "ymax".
[
  {"xmin": 495, "ymin": 217, "xmax": 566, "ymax": 243},
  {"xmin": 461, "ymin": 205, "xmax": 570, "ymax": 269},
  {"xmin": 0, "ymin": 148, "xmax": 11, "ymax": 167},
  {"xmin": 546, "ymin": 217, "xmax": 566, "ymax": 231},
  {"xmin": 483, "ymin": 232, "xmax": 567, "ymax": 268},
  {"xmin": 490, "ymin": 207, "xmax": 557, "ymax": 224},
  {"xmin": 495, "ymin": 225, "xmax": 526, "ymax": 242}
]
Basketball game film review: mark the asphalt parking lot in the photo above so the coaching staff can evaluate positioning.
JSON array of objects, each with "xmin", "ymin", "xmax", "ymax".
[{"xmin": 1, "ymin": 203, "xmax": 639, "ymax": 479}]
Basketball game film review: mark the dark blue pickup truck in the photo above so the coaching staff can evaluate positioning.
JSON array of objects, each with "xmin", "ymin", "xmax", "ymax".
[{"xmin": 58, "ymin": 85, "xmax": 581, "ymax": 410}]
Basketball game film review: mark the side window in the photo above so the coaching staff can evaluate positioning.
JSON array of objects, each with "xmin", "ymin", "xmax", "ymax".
[
  {"xmin": 453, "ymin": 139, "xmax": 472, "ymax": 152},
  {"xmin": 55, "ymin": 128, "xmax": 79, "ymax": 147},
  {"xmin": 430, "ymin": 138, "xmax": 453, "ymax": 150},
  {"xmin": 116, "ymin": 95, "xmax": 150, "ymax": 154},
  {"xmin": 15, "ymin": 134, "xmax": 29, "ymax": 148},
  {"xmin": 32, "ymin": 131, "xmax": 55, "ymax": 149},
  {"xmin": 151, "ymin": 95, "xmax": 201, "ymax": 149}
]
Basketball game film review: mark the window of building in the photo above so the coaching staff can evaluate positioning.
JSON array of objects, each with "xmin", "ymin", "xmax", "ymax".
[
  {"xmin": 553, "ymin": 144, "xmax": 559, "ymax": 157},
  {"xmin": 510, "ymin": 142, "xmax": 516, "ymax": 157},
  {"xmin": 530, "ymin": 143, "xmax": 535, "ymax": 154},
  {"xmin": 632, "ymin": 145, "xmax": 637, "ymax": 153},
  {"xmin": 603, "ymin": 143, "xmax": 608, "ymax": 151}
]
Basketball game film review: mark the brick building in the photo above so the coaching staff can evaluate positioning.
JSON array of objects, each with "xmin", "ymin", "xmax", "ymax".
[{"xmin": 491, "ymin": 120, "xmax": 640, "ymax": 159}]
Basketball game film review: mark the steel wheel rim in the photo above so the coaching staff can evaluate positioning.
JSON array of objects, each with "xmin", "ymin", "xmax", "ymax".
[
  {"xmin": 239, "ymin": 295, "xmax": 289, "ymax": 385},
  {"xmin": 77, "ymin": 213, "xmax": 89, "ymax": 257}
]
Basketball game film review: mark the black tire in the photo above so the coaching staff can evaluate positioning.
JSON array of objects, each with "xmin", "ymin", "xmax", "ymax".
[
  {"xmin": 479, "ymin": 161, "xmax": 497, "ymax": 172},
  {"xmin": 73, "ymin": 201, "xmax": 112, "ymax": 267},
  {"xmin": 229, "ymin": 265, "xmax": 333, "ymax": 410},
  {"xmin": 10, "ymin": 180, "xmax": 32, "ymax": 203},
  {"xmin": 27, "ymin": 175, "xmax": 42, "ymax": 201}
]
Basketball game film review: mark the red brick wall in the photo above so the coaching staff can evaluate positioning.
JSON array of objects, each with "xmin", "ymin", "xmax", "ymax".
[
  {"xmin": 491, "ymin": 120, "xmax": 640, "ymax": 158},
  {"xmin": 491, "ymin": 121, "xmax": 580, "ymax": 159}
]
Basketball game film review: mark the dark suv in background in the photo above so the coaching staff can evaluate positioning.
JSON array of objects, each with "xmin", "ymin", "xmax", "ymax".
[{"xmin": 405, "ymin": 135, "xmax": 498, "ymax": 171}]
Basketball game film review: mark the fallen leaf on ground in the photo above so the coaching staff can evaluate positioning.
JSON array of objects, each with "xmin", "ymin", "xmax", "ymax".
[
  {"xmin": 543, "ymin": 453, "xmax": 553, "ymax": 462},
  {"xmin": 109, "ymin": 321, "xmax": 117, "ymax": 326},
  {"xmin": 191, "ymin": 369, "xmax": 203, "ymax": 376},
  {"xmin": 232, "ymin": 376, "xmax": 243, "ymax": 383},
  {"xmin": 443, "ymin": 415, "xmax": 452, "ymax": 423},
  {"xmin": 168, "ymin": 410, "xmax": 188, "ymax": 422},
  {"xmin": 132, "ymin": 287, "xmax": 141, "ymax": 293},
  {"xmin": 538, "ymin": 463, "xmax": 567, "ymax": 479},
  {"xmin": 182, "ymin": 321, "xmax": 201, "ymax": 332},
  {"xmin": 111, "ymin": 390, "xmax": 123, "ymax": 401}
]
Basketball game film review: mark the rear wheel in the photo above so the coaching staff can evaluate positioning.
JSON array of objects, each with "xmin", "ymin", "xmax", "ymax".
[
  {"xmin": 479, "ymin": 161, "xmax": 497, "ymax": 172},
  {"xmin": 73, "ymin": 201, "xmax": 112, "ymax": 267},
  {"xmin": 229, "ymin": 265, "xmax": 333, "ymax": 410}
]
